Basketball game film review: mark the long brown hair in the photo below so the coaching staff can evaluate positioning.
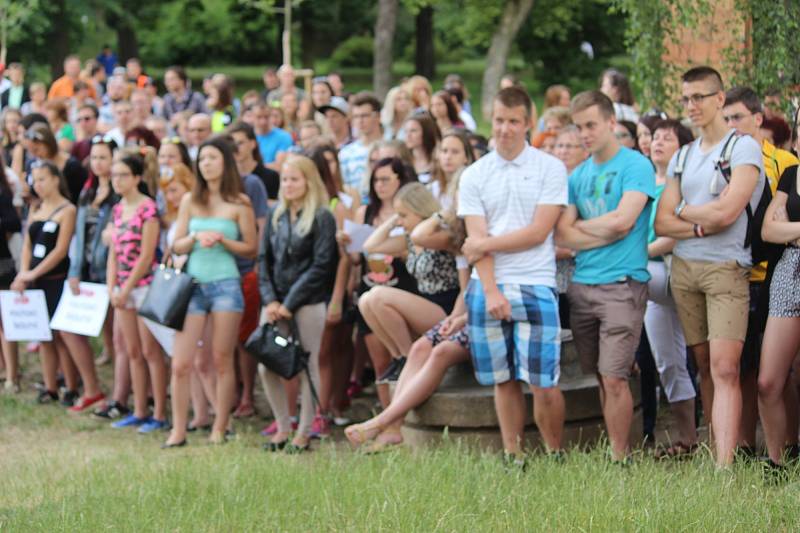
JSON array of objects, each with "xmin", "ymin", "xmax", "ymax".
[
  {"xmin": 191, "ymin": 135, "xmax": 242, "ymax": 205},
  {"xmin": 308, "ymin": 143, "xmax": 343, "ymax": 200}
]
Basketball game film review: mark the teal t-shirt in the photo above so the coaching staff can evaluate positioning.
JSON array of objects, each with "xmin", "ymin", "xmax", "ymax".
[
  {"xmin": 568, "ymin": 146, "xmax": 655, "ymax": 284},
  {"xmin": 647, "ymin": 181, "xmax": 666, "ymax": 244}
]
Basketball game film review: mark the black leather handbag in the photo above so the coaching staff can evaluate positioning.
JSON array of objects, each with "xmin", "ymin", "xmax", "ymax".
[
  {"xmin": 138, "ymin": 258, "xmax": 194, "ymax": 330},
  {"xmin": 245, "ymin": 319, "xmax": 308, "ymax": 379}
]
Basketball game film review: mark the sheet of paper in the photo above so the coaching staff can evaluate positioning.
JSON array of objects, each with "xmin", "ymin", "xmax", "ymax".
[
  {"xmin": 0, "ymin": 290, "xmax": 53, "ymax": 341},
  {"xmin": 337, "ymin": 192, "xmax": 354, "ymax": 209},
  {"xmin": 343, "ymin": 219, "xmax": 374, "ymax": 254},
  {"xmin": 50, "ymin": 282, "xmax": 109, "ymax": 337},
  {"xmin": 389, "ymin": 227, "xmax": 405, "ymax": 237}
]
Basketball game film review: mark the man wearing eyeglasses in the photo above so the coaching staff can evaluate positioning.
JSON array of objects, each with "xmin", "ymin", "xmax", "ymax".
[
  {"xmin": 655, "ymin": 66, "xmax": 765, "ymax": 467},
  {"xmin": 721, "ymin": 86, "xmax": 799, "ymax": 458},
  {"xmin": 339, "ymin": 92, "xmax": 383, "ymax": 203},
  {"xmin": 70, "ymin": 104, "xmax": 100, "ymax": 167}
]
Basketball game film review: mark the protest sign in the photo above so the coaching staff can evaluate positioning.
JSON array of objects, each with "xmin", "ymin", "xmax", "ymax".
[
  {"xmin": 0, "ymin": 290, "xmax": 53, "ymax": 341},
  {"xmin": 50, "ymin": 282, "xmax": 109, "ymax": 337}
]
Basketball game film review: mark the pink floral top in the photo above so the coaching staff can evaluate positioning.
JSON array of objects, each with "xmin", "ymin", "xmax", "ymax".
[{"xmin": 111, "ymin": 197, "xmax": 158, "ymax": 288}]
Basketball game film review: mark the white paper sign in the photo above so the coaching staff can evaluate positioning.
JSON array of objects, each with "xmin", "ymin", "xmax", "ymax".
[
  {"xmin": 343, "ymin": 219, "xmax": 374, "ymax": 254},
  {"xmin": 50, "ymin": 282, "xmax": 109, "ymax": 337},
  {"xmin": 0, "ymin": 290, "xmax": 53, "ymax": 341},
  {"xmin": 388, "ymin": 226, "xmax": 405, "ymax": 237}
]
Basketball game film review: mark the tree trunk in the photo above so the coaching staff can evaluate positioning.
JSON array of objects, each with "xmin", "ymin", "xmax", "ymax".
[
  {"xmin": 373, "ymin": 0, "xmax": 398, "ymax": 100},
  {"xmin": 480, "ymin": 0, "xmax": 535, "ymax": 121},
  {"xmin": 415, "ymin": 5, "xmax": 435, "ymax": 79},
  {"xmin": 299, "ymin": 0, "xmax": 315, "ymax": 68},
  {"xmin": 116, "ymin": 20, "xmax": 139, "ymax": 62},
  {"xmin": 48, "ymin": 0, "xmax": 70, "ymax": 79}
]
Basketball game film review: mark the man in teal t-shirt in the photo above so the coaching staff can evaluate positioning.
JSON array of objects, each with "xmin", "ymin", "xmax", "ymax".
[{"xmin": 556, "ymin": 90, "xmax": 655, "ymax": 461}]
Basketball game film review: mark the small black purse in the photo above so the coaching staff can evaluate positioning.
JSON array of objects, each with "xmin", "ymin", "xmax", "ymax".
[
  {"xmin": 138, "ymin": 257, "xmax": 194, "ymax": 330},
  {"xmin": 245, "ymin": 319, "xmax": 308, "ymax": 379}
]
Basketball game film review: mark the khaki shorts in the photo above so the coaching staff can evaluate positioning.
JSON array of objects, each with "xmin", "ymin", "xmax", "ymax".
[
  {"xmin": 669, "ymin": 256, "xmax": 750, "ymax": 346},
  {"xmin": 567, "ymin": 280, "xmax": 648, "ymax": 379}
]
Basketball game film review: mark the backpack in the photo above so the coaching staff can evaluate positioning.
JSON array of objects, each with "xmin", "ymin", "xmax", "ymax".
[{"xmin": 673, "ymin": 133, "xmax": 776, "ymax": 264}]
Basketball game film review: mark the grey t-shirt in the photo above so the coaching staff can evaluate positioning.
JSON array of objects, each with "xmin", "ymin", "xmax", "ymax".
[{"xmin": 667, "ymin": 130, "xmax": 764, "ymax": 267}]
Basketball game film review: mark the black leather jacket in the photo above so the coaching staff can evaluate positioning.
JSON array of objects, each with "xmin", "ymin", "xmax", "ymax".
[{"xmin": 258, "ymin": 206, "xmax": 337, "ymax": 312}]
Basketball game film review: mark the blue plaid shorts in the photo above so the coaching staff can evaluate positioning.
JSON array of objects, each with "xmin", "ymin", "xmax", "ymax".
[{"xmin": 465, "ymin": 279, "xmax": 561, "ymax": 387}]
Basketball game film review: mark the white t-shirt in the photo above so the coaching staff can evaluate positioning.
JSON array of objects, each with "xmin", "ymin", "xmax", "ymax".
[{"xmin": 457, "ymin": 145, "xmax": 567, "ymax": 286}]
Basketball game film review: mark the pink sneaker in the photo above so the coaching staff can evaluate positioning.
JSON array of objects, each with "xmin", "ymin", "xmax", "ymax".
[
  {"xmin": 260, "ymin": 419, "xmax": 298, "ymax": 436},
  {"xmin": 309, "ymin": 414, "xmax": 331, "ymax": 439}
]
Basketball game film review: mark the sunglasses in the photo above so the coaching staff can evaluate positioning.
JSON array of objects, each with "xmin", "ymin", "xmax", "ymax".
[
  {"xmin": 91, "ymin": 134, "xmax": 117, "ymax": 147},
  {"xmin": 163, "ymin": 136, "xmax": 183, "ymax": 145}
]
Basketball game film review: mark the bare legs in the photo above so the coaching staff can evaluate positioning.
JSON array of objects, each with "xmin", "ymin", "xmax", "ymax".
[
  {"xmin": 597, "ymin": 374, "xmax": 633, "ymax": 461},
  {"xmin": 60, "ymin": 332, "xmax": 102, "ymax": 399},
  {"xmin": 758, "ymin": 317, "xmax": 800, "ymax": 464},
  {"xmin": 166, "ymin": 310, "xmax": 241, "ymax": 446}
]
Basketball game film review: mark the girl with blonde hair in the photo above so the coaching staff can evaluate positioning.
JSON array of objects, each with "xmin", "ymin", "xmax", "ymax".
[{"xmin": 259, "ymin": 154, "xmax": 338, "ymax": 452}]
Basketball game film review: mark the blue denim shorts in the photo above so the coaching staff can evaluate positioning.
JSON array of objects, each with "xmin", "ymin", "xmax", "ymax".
[{"xmin": 186, "ymin": 278, "xmax": 244, "ymax": 315}]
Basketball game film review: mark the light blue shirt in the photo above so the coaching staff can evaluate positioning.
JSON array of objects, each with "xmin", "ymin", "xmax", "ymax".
[
  {"xmin": 257, "ymin": 128, "xmax": 294, "ymax": 164},
  {"xmin": 569, "ymin": 146, "xmax": 655, "ymax": 284}
]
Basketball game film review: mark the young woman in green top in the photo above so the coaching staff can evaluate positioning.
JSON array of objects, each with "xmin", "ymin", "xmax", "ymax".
[{"xmin": 164, "ymin": 136, "xmax": 257, "ymax": 448}]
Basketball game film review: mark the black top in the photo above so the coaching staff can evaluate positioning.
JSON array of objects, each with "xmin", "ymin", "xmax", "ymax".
[
  {"xmin": 258, "ymin": 207, "xmax": 338, "ymax": 312},
  {"xmin": 0, "ymin": 190, "xmax": 21, "ymax": 259},
  {"xmin": 251, "ymin": 163, "xmax": 280, "ymax": 200},
  {"xmin": 28, "ymin": 203, "xmax": 70, "ymax": 277},
  {"xmin": 777, "ymin": 165, "xmax": 800, "ymax": 222}
]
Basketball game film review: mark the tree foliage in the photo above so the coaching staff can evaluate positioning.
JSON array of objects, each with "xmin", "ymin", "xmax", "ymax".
[{"xmin": 612, "ymin": 0, "xmax": 800, "ymax": 111}]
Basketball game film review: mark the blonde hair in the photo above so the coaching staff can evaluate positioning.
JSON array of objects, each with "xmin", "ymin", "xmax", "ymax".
[
  {"xmin": 394, "ymin": 182, "xmax": 440, "ymax": 220},
  {"xmin": 160, "ymin": 163, "xmax": 196, "ymax": 223},
  {"xmin": 273, "ymin": 154, "xmax": 330, "ymax": 236}
]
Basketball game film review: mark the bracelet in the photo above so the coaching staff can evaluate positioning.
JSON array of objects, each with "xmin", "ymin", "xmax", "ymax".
[{"xmin": 693, "ymin": 224, "xmax": 705, "ymax": 238}]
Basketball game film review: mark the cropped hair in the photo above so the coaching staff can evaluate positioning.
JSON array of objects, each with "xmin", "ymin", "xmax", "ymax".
[
  {"xmin": 652, "ymin": 119, "xmax": 695, "ymax": 148},
  {"xmin": 570, "ymin": 90, "xmax": 615, "ymax": 119},
  {"xmin": 681, "ymin": 66, "xmax": 724, "ymax": 92},
  {"xmin": 494, "ymin": 86, "xmax": 532, "ymax": 118},
  {"xmin": 351, "ymin": 91, "xmax": 382, "ymax": 113},
  {"xmin": 724, "ymin": 86, "xmax": 762, "ymax": 114}
]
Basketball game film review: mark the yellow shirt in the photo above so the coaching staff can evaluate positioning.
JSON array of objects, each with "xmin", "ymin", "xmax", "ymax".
[{"xmin": 751, "ymin": 139, "xmax": 799, "ymax": 282}]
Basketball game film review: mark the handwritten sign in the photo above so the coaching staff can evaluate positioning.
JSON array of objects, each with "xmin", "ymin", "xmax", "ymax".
[
  {"xmin": 50, "ymin": 282, "xmax": 109, "ymax": 337},
  {"xmin": 0, "ymin": 290, "xmax": 53, "ymax": 341}
]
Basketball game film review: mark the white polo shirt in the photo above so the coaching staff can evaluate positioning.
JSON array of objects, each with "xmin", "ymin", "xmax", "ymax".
[{"xmin": 457, "ymin": 144, "xmax": 567, "ymax": 287}]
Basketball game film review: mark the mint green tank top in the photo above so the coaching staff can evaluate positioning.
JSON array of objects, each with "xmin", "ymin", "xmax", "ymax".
[{"xmin": 187, "ymin": 217, "xmax": 241, "ymax": 283}]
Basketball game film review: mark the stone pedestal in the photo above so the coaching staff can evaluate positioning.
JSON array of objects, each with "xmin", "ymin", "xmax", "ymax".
[{"xmin": 400, "ymin": 332, "xmax": 643, "ymax": 450}]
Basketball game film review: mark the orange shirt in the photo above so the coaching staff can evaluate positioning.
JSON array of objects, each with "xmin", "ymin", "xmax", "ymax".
[{"xmin": 48, "ymin": 75, "xmax": 97, "ymax": 100}]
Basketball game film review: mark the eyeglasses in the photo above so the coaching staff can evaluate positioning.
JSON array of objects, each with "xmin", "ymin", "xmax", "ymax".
[
  {"xmin": 679, "ymin": 92, "xmax": 718, "ymax": 107},
  {"xmin": 312, "ymin": 76, "xmax": 328, "ymax": 84},
  {"xmin": 77, "ymin": 115, "xmax": 95, "ymax": 122},
  {"xmin": 615, "ymin": 131, "xmax": 632, "ymax": 140},
  {"xmin": 373, "ymin": 176, "xmax": 396, "ymax": 184},
  {"xmin": 188, "ymin": 128, "xmax": 209, "ymax": 133},
  {"xmin": 352, "ymin": 113, "xmax": 375, "ymax": 121},
  {"xmin": 723, "ymin": 112, "xmax": 752, "ymax": 124},
  {"xmin": 554, "ymin": 143, "xmax": 581, "ymax": 150}
]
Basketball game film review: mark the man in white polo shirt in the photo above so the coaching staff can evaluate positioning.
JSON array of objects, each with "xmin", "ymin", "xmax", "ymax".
[{"xmin": 459, "ymin": 86, "xmax": 568, "ymax": 462}]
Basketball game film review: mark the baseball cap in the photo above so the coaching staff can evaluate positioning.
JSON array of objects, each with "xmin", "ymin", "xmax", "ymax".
[{"xmin": 318, "ymin": 96, "xmax": 349, "ymax": 117}]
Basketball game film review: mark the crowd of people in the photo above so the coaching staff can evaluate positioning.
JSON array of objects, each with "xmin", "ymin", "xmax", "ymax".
[{"xmin": 1, "ymin": 50, "xmax": 799, "ymax": 472}]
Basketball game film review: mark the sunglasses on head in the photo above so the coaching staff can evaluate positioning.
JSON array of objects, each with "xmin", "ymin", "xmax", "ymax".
[
  {"xmin": 25, "ymin": 129, "xmax": 46, "ymax": 141},
  {"xmin": 163, "ymin": 136, "xmax": 183, "ymax": 145},
  {"xmin": 91, "ymin": 134, "xmax": 118, "ymax": 148}
]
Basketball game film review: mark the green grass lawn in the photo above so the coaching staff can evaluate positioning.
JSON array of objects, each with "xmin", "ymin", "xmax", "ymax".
[{"xmin": 1, "ymin": 389, "xmax": 798, "ymax": 531}]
